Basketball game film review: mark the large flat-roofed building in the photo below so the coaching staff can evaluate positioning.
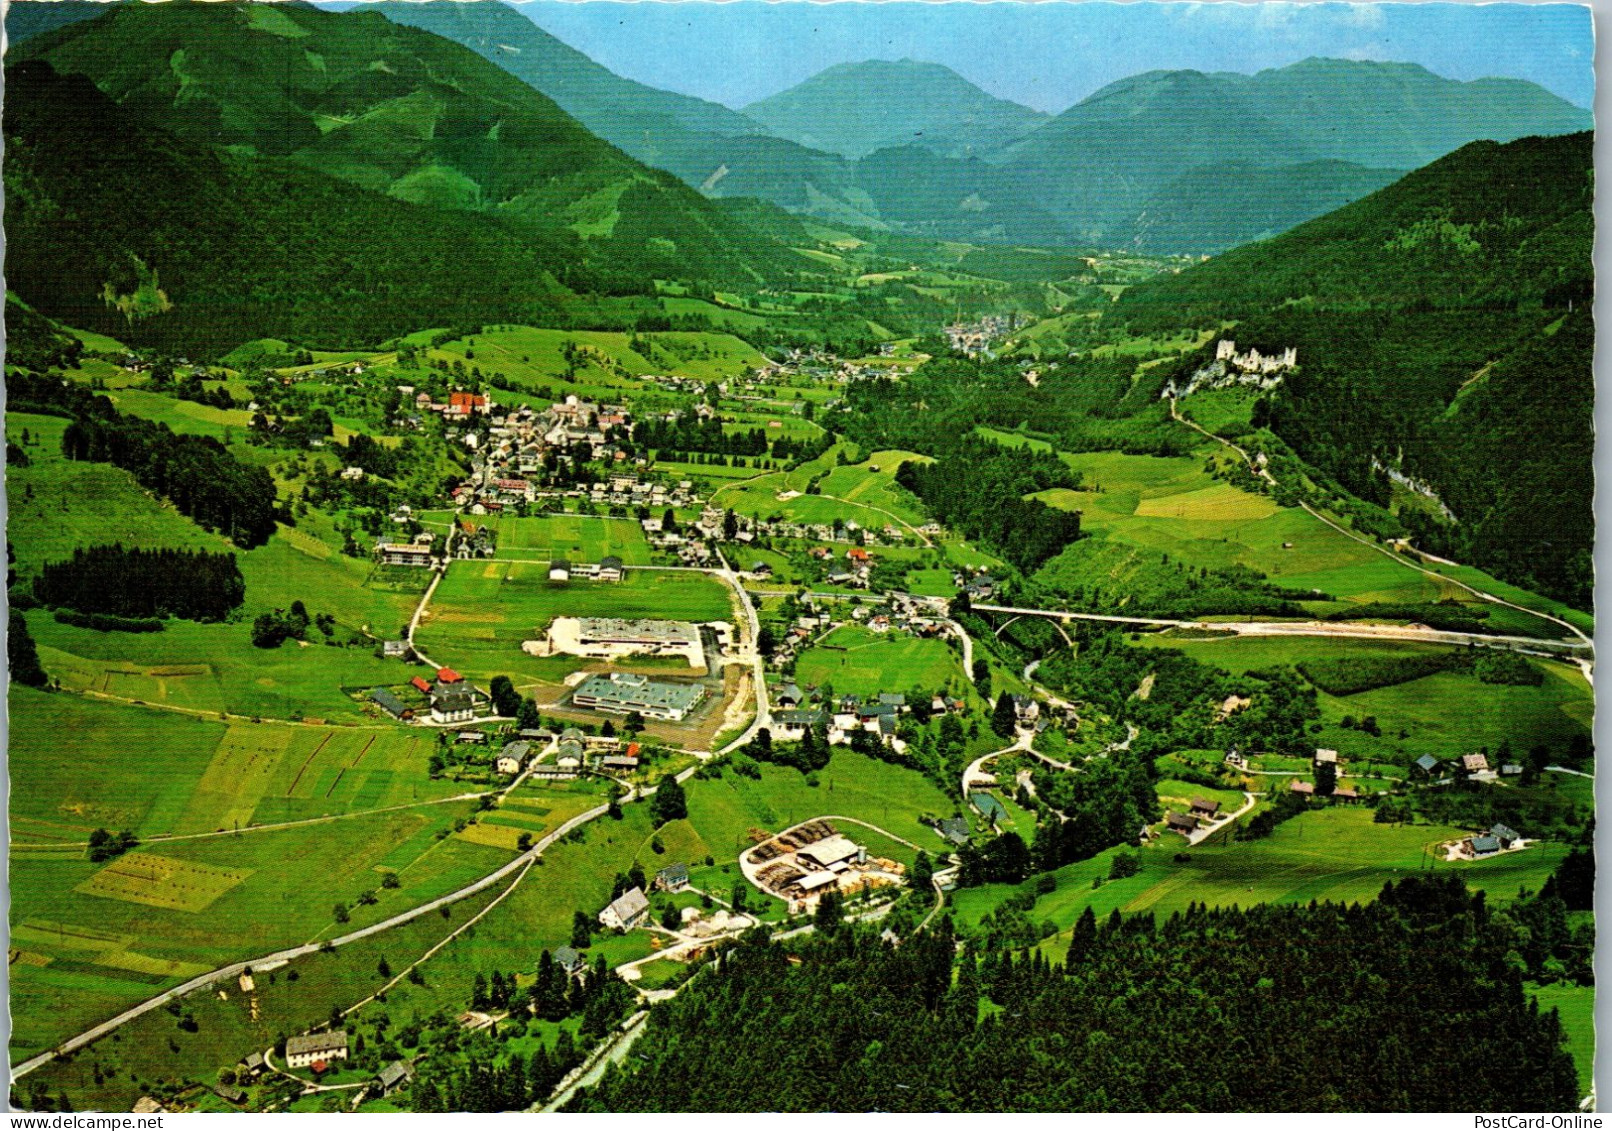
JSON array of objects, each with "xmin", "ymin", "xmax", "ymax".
[
  {"xmin": 572, "ymin": 672, "xmax": 705, "ymax": 722},
  {"xmin": 529, "ymin": 617, "xmax": 708, "ymax": 669},
  {"xmin": 576, "ymin": 618, "xmax": 697, "ymax": 651}
]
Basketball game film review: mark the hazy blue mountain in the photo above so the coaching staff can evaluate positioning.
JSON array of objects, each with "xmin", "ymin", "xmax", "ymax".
[
  {"xmin": 993, "ymin": 57, "xmax": 1592, "ymax": 248},
  {"xmin": 743, "ymin": 58, "xmax": 1049, "ymax": 159},
  {"xmin": 1229, "ymin": 57, "xmax": 1593, "ymax": 170}
]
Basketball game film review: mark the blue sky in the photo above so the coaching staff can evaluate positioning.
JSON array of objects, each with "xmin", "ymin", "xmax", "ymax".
[{"xmin": 508, "ymin": 1, "xmax": 1594, "ymax": 112}]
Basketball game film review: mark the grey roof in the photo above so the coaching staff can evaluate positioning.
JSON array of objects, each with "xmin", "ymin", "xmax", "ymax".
[
  {"xmin": 553, "ymin": 945, "xmax": 585, "ymax": 971},
  {"xmin": 1471, "ymin": 835, "xmax": 1502, "ymax": 854},
  {"xmin": 376, "ymin": 1061, "xmax": 412, "ymax": 1089},
  {"xmin": 599, "ymin": 555, "xmax": 624, "ymax": 570},
  {"xmin": 605, "ymin": 886, "xmax": 649, "ymax": 923},
  {"xmin": 937, "ymin": 817, "xmax": 970, "ymax": 845},
  {"xmin": 1490, "ymin": 823, "xmax": 1519, "ymax": 842},
  {"xmin": 286, "ymin": 1030, "xmax": 348, "ymax": 1057},
  {"xmin": 657, "ymin": 862, "xmax": 689, "ymax": 885},
  {"xmin": 1415, "ymin": 754, "xmax": 1438, "ymax": 772},
  {"xmin": 878, "ymin": 692, "xmax": 906, "ymax": 707},
  {"xmin": 878, "ymin": 714, "xmax": 897, "ymax": 735},
  {"xmin": 501, "ymin": 741, "xmax": 532, "ymax": 760},
  {"xmin": 369, "ymin": 688, "xmax": 408, "ymax": 717},
  {"xmin": 575, "ymin": 672, "xmax": 704, "ymax": 714}
]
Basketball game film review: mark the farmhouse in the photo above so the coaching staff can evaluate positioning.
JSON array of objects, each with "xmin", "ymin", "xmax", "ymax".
[
  {"xmin": 1314, "ymin": 749, "xmax": 1339, "ymax": 767},
  {"xmin": 374, "ymin": 1061, "xmax": 413, "ymax": 1095},
  {"xmin": 1189, "ymin": 797, "xmax": 1221, "ymax": 820},
  {"xmin": 1166, "ymin": 811, "xmax": 1199, "ymax": 837},
  {"xmin": 936, "ymin": 817, "xmax": 971, "ymax": 847},
  {"xmin": 549, "ymin": 560, "xmax": 571, "ymax": 582},
  {"xmin": 655, "ymin": 863, "xmax": 690, "ymax": 892},
  {"xmin": 600, "ymin": 886, "xmax": 650, "ymax": 930},
  {"xmin": 572, "ymin": 672, "xmax": 706, "ymax": 722},
  {"xmin": 430, "ymin": 686, "xmax": 480, "ymax": 725},
  {"xmin": 597, "ymin": 555, "xmax": 625, "ymax": 582},
  {"xmin": 285, "ymin": 1030, "xmax": 349, "ymax": 1070},
  {"xmin": 1415, "ymin": 754, "xmax": 1439, "ymax": 775},
  {"xmin": 1289, "ymin": 780, "xmax": 1315, "ymax": 795},
  {"xmin": 1463, "ymin": 753, "xmax": 1490, "ymax": 774},
  {"xmin": 554, "ymin": 946, "xmax": 587, "ymax": 977}
]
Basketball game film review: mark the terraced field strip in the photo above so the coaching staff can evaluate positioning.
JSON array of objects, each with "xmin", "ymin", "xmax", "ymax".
[{"xmin": 285, "ymin": 733, "xmax": 332, "ymax": 796}]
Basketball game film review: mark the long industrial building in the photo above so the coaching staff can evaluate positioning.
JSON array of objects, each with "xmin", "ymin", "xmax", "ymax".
[{"xmin": 571, "ymin": 671, "xmax": 706, "ymax": 722}]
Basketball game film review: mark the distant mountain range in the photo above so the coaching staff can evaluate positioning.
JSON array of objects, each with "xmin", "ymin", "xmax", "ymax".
[
  {"xmin": 742, "ymin": 59, "xmax": 1049, "ymax": 159},
  {"xmin": 993, "ymin": 58, "xmax": 1591, "ymax": 249},
  {"xmin": 2, "ymin": 0, "xmax": 1594, "ymax": 257}
]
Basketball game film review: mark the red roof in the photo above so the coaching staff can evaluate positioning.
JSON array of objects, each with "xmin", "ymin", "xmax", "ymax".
[
  {"xmin": 449, "ymin": 391, "xmax": 486, "ymax": 410},
  {"xmin": 626, "ymin": 742, "xmax": 641, "ymax": 758},
  {"xmin": 410, "ymin": 676, "xmax": 432, "ymax": 694},
  {"xmin": 847, "ymin": 548, "xmax": 871, "ymax": 561},
  {"xmin": 437, "ymin": 668, "xmax": 463, "ymax": 684},
  {"xmin": 311, "ymin": 1060, "xmax": 329, "ymax": 1075}
]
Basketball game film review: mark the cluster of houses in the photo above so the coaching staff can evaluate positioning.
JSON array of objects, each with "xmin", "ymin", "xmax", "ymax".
[
  {"xmin": 943, "ymin": 314, "xmax": 1019, "ymax": 358},
  {"xmin": 446, "ymin": 396, "xmax": 645, "ymax": 513},
  {"xmin": 489, "ymin": 727, "xmax": 645, "ymax": 778},
  {"xmin": 768, "ymin": 592, "xmax": 952, "ymax": 672},
  {"xmin": 368, "ymin": 667, "xmax": 490, "ymax": 725},
  {"xmin": 751, "ymin": 347, "xmax": 902, "ymax": 387},
  {"xmin": 768, "ymin": 684, "xmax": 951, "ymax": 750}
]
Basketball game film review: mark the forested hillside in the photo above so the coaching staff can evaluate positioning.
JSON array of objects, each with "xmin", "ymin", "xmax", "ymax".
[
  {"xmin": 569, "ymin": 878, "xmax": 1581, "ymax": 1112},
  {"xmin": 1121, "ymin": 132, "xmax": 1594, "ymax": 608},
  {"xmin": 4, "ymin": 62, "xmax": 571, "ymax": 355},
  {"xmin": 10, "ymin": 1, "xmax": 804, "ymax": 293}
]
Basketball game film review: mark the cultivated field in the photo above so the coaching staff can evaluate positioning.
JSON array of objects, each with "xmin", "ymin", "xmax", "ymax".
[
  {"xmin": 474, "ymin": 513, "xmax": 653, "ymax": 566},
  {"xmin": 791, "ymin": 624, "xmax": 963, "ymax": 698}
]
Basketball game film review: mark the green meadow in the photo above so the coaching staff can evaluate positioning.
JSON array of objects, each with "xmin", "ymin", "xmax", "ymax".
[
  {"xmin": 6, "ymin": 413, "xmax": 230, "ymax": 578},
  {"xmin": 474, "ymin": 513, "xmax": 653, "ymax": 566},
  {"xmin": 1140, "ymin": 633, "xmax": 1593, "ymax": 765},
  {"xmin": 792, "ymin": 624, "xmax": 963, "ymax": 698},
  {"xmin": 950, "ymin": 806, "xmax": 1566, "ymax": 942}
]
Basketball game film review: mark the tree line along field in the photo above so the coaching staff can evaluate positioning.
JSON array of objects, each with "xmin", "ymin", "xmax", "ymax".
[
  {"xmin": 1139, "ymin": 633, "xmax": 1593, "ymax": 765},
  {"xmin": 411, "ymin": 562, "xmax": 736, "ymax": 688}
]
